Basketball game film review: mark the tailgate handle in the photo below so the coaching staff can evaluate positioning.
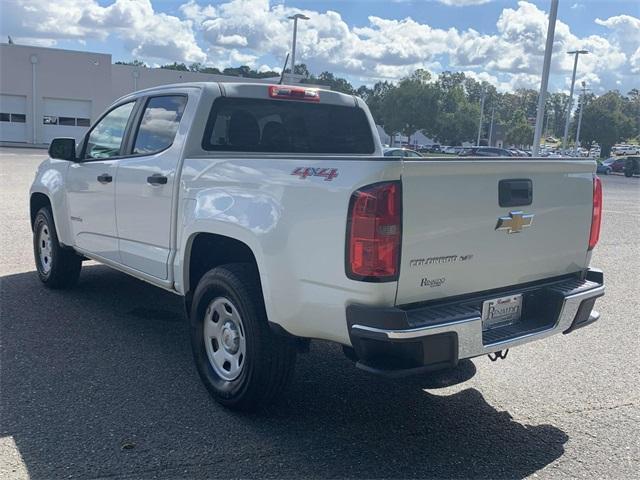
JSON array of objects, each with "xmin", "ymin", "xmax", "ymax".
[{"xmin": 499, "ymin": 179, "xmax": 532, "ymax": 207}]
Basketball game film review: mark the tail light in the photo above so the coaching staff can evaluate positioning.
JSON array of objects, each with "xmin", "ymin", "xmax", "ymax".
[
  {"xmin": 346, "ymin": 181, "xmax": 401, "ymax": 281},
  {"xmin": 588, "ymin": 175, "xmax": 602, "ymax": 250}
]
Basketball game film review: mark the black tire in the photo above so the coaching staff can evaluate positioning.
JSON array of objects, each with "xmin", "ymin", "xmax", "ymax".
[
  {"xmin": 32, "ymin": 207, "xmax": 82, "ymax": 289},
  {"xmin": 625, "ymin": 169, "xmax": 633, "ymax": 177},
  {"xmin": 190, "ymin": 263, "xmax": 297, "ymax": 411}
]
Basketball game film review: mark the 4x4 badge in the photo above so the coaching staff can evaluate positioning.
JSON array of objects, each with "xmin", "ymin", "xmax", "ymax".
[
  {"xmin": 291, "ymin": 167, "xmax": 338, "ymax": 181},
  {"xmin": 496, "ymin": 211, "xmax": 534, "ymax": 234}
]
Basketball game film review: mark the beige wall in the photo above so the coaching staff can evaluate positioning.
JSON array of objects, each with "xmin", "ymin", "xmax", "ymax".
[{"xmin": 1, "ymin": 43, "xmax": 112, "ymax": 143}]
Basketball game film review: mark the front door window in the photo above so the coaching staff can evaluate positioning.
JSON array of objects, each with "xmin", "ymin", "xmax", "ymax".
[{"xmin": 84, "ymin": 102, "xmax": 135, "ymax": 160}]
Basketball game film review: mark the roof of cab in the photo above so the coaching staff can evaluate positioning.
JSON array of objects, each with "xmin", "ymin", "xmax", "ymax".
[{"xmin": 115, "ymin": 82, "xmax": 356, "ymax": 107}]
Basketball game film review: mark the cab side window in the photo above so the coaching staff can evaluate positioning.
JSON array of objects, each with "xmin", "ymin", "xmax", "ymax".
[
  {"xmin": 133, "ymin": 96, "xmax": 187, "ymax": 155},
  {"xmin": 84, "ymin": 102, "xmax": 135, "ymax": 160}
]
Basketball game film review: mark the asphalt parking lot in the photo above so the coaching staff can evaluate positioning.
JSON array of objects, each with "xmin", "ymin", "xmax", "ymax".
[{"xmin": 1, "ymin": 147, "xmax": 638, "ymax": 479}]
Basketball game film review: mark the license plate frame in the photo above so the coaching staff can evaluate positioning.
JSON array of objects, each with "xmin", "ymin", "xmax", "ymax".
[{"xmin": 481, "ymin": 294, "xmax": 523, "ymax": 331}]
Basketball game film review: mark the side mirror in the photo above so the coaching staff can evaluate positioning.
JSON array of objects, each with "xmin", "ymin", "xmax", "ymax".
[{"xmin": 48, "ymin": 138, "xmax": 77, "ymax": 161}]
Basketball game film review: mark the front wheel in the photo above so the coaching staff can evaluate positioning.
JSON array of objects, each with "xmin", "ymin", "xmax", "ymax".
[
  {"xmin": 32, "ymin": 207, "xmax": 82, "ymax": 289},
  {"xmin": 190, "ymin": 263, "xmax": 297, "ymax": 411}
]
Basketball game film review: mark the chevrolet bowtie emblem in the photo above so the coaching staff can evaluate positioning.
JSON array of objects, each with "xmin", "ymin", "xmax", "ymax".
[{"xmin": 496, "ymin": 211, "xmax": 534, "ymax": 234}]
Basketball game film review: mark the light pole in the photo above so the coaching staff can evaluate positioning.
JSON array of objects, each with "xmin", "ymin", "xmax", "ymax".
[
  {"xmin": 532, "ymin": 0, "xmax": 558, "ymax": 156},
  {"xmin": 476, "ymin": 87, "xmax": 486, "ymax": 146},
  {"xmin": 562, "ymin": 49, "xmax": 589, "ymax": 151},
  {"xmin": 488, "ymin": 106, "xmax": 495, "ymax": 146},
  {"xmin": 288, "ymin": 13, "xmax": 309, "ymax": 78},
  {"xmin": 575, "ymin": 81, "xmax": 590, "ymax": 153},
  {"xmin": 30, "ymin": 54, "xmax": 38, "ymax": 144}
]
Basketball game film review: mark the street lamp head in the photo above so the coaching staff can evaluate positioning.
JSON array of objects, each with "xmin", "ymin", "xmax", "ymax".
[
  {"xmin": 288, "ymin": 13, "xmax": 310, "ymax": 21},
  {"xmin": 567, "ymin": 50, "xmax": 589, "ymax": 55}
]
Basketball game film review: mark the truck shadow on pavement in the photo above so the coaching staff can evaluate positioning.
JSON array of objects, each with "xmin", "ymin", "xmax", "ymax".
[{"xmin": 1, "ymin": 265, "xmax": 568, "ymax": 479}]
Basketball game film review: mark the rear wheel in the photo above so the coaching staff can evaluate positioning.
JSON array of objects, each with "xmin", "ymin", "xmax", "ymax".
[
  {"xmin": 32, "ymin": 207, "xmax": 82, "ymax": 289},
  {"xmin": 190, "ymin": 263, "xmax": 297, "ymax": 411}
]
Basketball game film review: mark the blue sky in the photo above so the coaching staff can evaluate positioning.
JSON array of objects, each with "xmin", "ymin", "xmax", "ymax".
[{"xmin": 2, "ymin": 0, "xmax": 639, "ymax": 93}]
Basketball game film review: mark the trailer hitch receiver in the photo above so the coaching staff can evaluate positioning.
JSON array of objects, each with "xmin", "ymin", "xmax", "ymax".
[{"xmin": 488, "ymin": 349, "xmax": 509, "ymax": 362}]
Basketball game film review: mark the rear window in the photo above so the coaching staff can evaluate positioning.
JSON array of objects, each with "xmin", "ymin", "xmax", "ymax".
[{"xmin": 202, "ymin": 97, "xmax": 374, "ymax": 154}]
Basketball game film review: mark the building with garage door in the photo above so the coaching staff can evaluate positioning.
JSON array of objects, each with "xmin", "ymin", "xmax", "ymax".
[{"xmin": 0, "ymin": 43, "xmax": 280, "ymax": 146}]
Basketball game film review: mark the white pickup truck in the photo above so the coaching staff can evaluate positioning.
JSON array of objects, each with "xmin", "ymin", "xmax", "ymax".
[{"xmin": 30, "ymin": 82, "xmax": 605, "ymax": 410}]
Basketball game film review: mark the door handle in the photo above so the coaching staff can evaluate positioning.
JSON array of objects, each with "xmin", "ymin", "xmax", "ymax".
[
  {"xmin": 499, "ymin": 179, "xmax": 532, "ymax": 207},
  {"xmin": 147, "ymin": 173, "xmax": 168, "ymax": 185},
  {"xmin": 97, "ymin": 173, "xmax": 113, "ymax": 184}
]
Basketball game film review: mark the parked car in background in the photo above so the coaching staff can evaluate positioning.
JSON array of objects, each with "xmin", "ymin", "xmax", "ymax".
[
  {"xmin": 508, "ymin": 148, "xmax": 531, "ymax": 157},
  {"xmin": 383, "ymin": 147, "xmax": 423, "ymax": 158},
  {"xmin": 624, "ymin": 156, "xmax": 640, "ymax": 177},
  {"xmin": 596, "ymin": 161, "xmax": 612, "ymax": 175},
  {"xmin": 459, "ymin": 147, "xmax": 514, "ymax": 157},
  {"xmin": 612, "ymin": 145, "xmax": 640, "ymax": 155},
  {"xmin": 443, "ymin": 146, "xmax": 463, "ymax": 155},
  {"xmin": 602, "ymin": 157, "xmax": 626, "ymax": 173},
  {"xmin": 427, "ymin": 144, "xmax": 442, "ymax": 153}
]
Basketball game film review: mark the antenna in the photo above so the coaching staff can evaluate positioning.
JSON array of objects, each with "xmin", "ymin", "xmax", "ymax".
[{"xmin": 279, "ymin": 53, "xmax": 290, "ymax": 85}]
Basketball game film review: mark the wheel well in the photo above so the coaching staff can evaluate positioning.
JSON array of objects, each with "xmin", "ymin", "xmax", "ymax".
[
  {"xmin": 30, "ymin": 193, "xmax": 51, "ymax": 229},
  {"xmin": 187, "ymin": 233, "xmax": 260, "ymax": 300}
]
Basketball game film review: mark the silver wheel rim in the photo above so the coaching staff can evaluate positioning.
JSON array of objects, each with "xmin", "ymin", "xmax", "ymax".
[
  {"xmin": 38, "ymin": 222, "xmax": 53, "ymax": 274},
  {"xmin": 204, "ymin": 297, "xmax": 246, "ymax": 381}
]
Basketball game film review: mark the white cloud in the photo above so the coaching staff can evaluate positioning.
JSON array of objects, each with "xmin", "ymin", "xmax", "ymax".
[
  {"xmin": 631, "ymin": 47, "xmax": 640, "ymax": 74},
  {"xmin": 0, "ymin": 0, "xmax": 206, "ymax": 63},
  {"xmin": 595, "ymin": 14, "xmax": 640, "ymax": 59}
]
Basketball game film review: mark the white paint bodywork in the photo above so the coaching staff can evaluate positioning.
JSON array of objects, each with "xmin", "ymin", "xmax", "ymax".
[{"xmin": 30, "ymin": 82, "xmax": 597, "ymax": 346}]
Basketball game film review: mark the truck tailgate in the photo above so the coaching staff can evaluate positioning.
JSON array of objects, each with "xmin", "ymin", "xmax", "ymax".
[{"xmin": 396, "ymin": 158, "xmax": 595, "ymax": 305}]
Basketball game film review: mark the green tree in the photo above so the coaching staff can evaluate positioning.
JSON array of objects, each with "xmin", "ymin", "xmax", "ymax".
[
  {"xmin": 579, "ymin": 91, "xmax": 636, "ymax": 157},
  {"xmin": 293, "ymin": 63, "xmax": 310, "ymax": 77},
  {"xmin": 115, "ymin": 59, "xmax": 146, "ymax": 67},
  {"xmin": 547, "ymin": 92, "xmax": 569, "ymax": 139},
  {"xmin": 505, "ymin": 110, "xmax": 534, "ymax": 147},
  {"xmin": 160, "ymin": 62, "xmax": 188, "ymax": 71},
  {"xmin": 200, "ymin": 66, "xmax": 222, "ymax": 75},
  {"xmin": 356, "ymin": 81, "xmax": 393, "ymax": 124},
  {"xmin": 623, "ymin": 88, "xmax": 640, "ymax": 139},
  {"xmin": 314, "ymin": 72, "xmax": 355, "ymax": 94},
  {"xmin": 436, "ymin": 71, "xmax": 466, "ymax": 92},
  {"xmin": 434, "ymin": 102, "xmax": 479, "ymax": 145},
  {"xmin": 380, "ymin": 71, "xmax": 439, "ymax": 143},
  {"xmin": 425, "ymin": 71, "xmax": 482, "ymax": 145}
]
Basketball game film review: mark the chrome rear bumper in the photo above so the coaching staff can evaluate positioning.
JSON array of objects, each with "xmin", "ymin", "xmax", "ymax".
[{"xmin": 347, "ymin": 269, "xmax": 604, "ymax": 376}]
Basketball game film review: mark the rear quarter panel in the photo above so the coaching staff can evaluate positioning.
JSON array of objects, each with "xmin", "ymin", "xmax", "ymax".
[{"xmin": 177, "ymin": 155, "xmax": 402, "ymax": 344}]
